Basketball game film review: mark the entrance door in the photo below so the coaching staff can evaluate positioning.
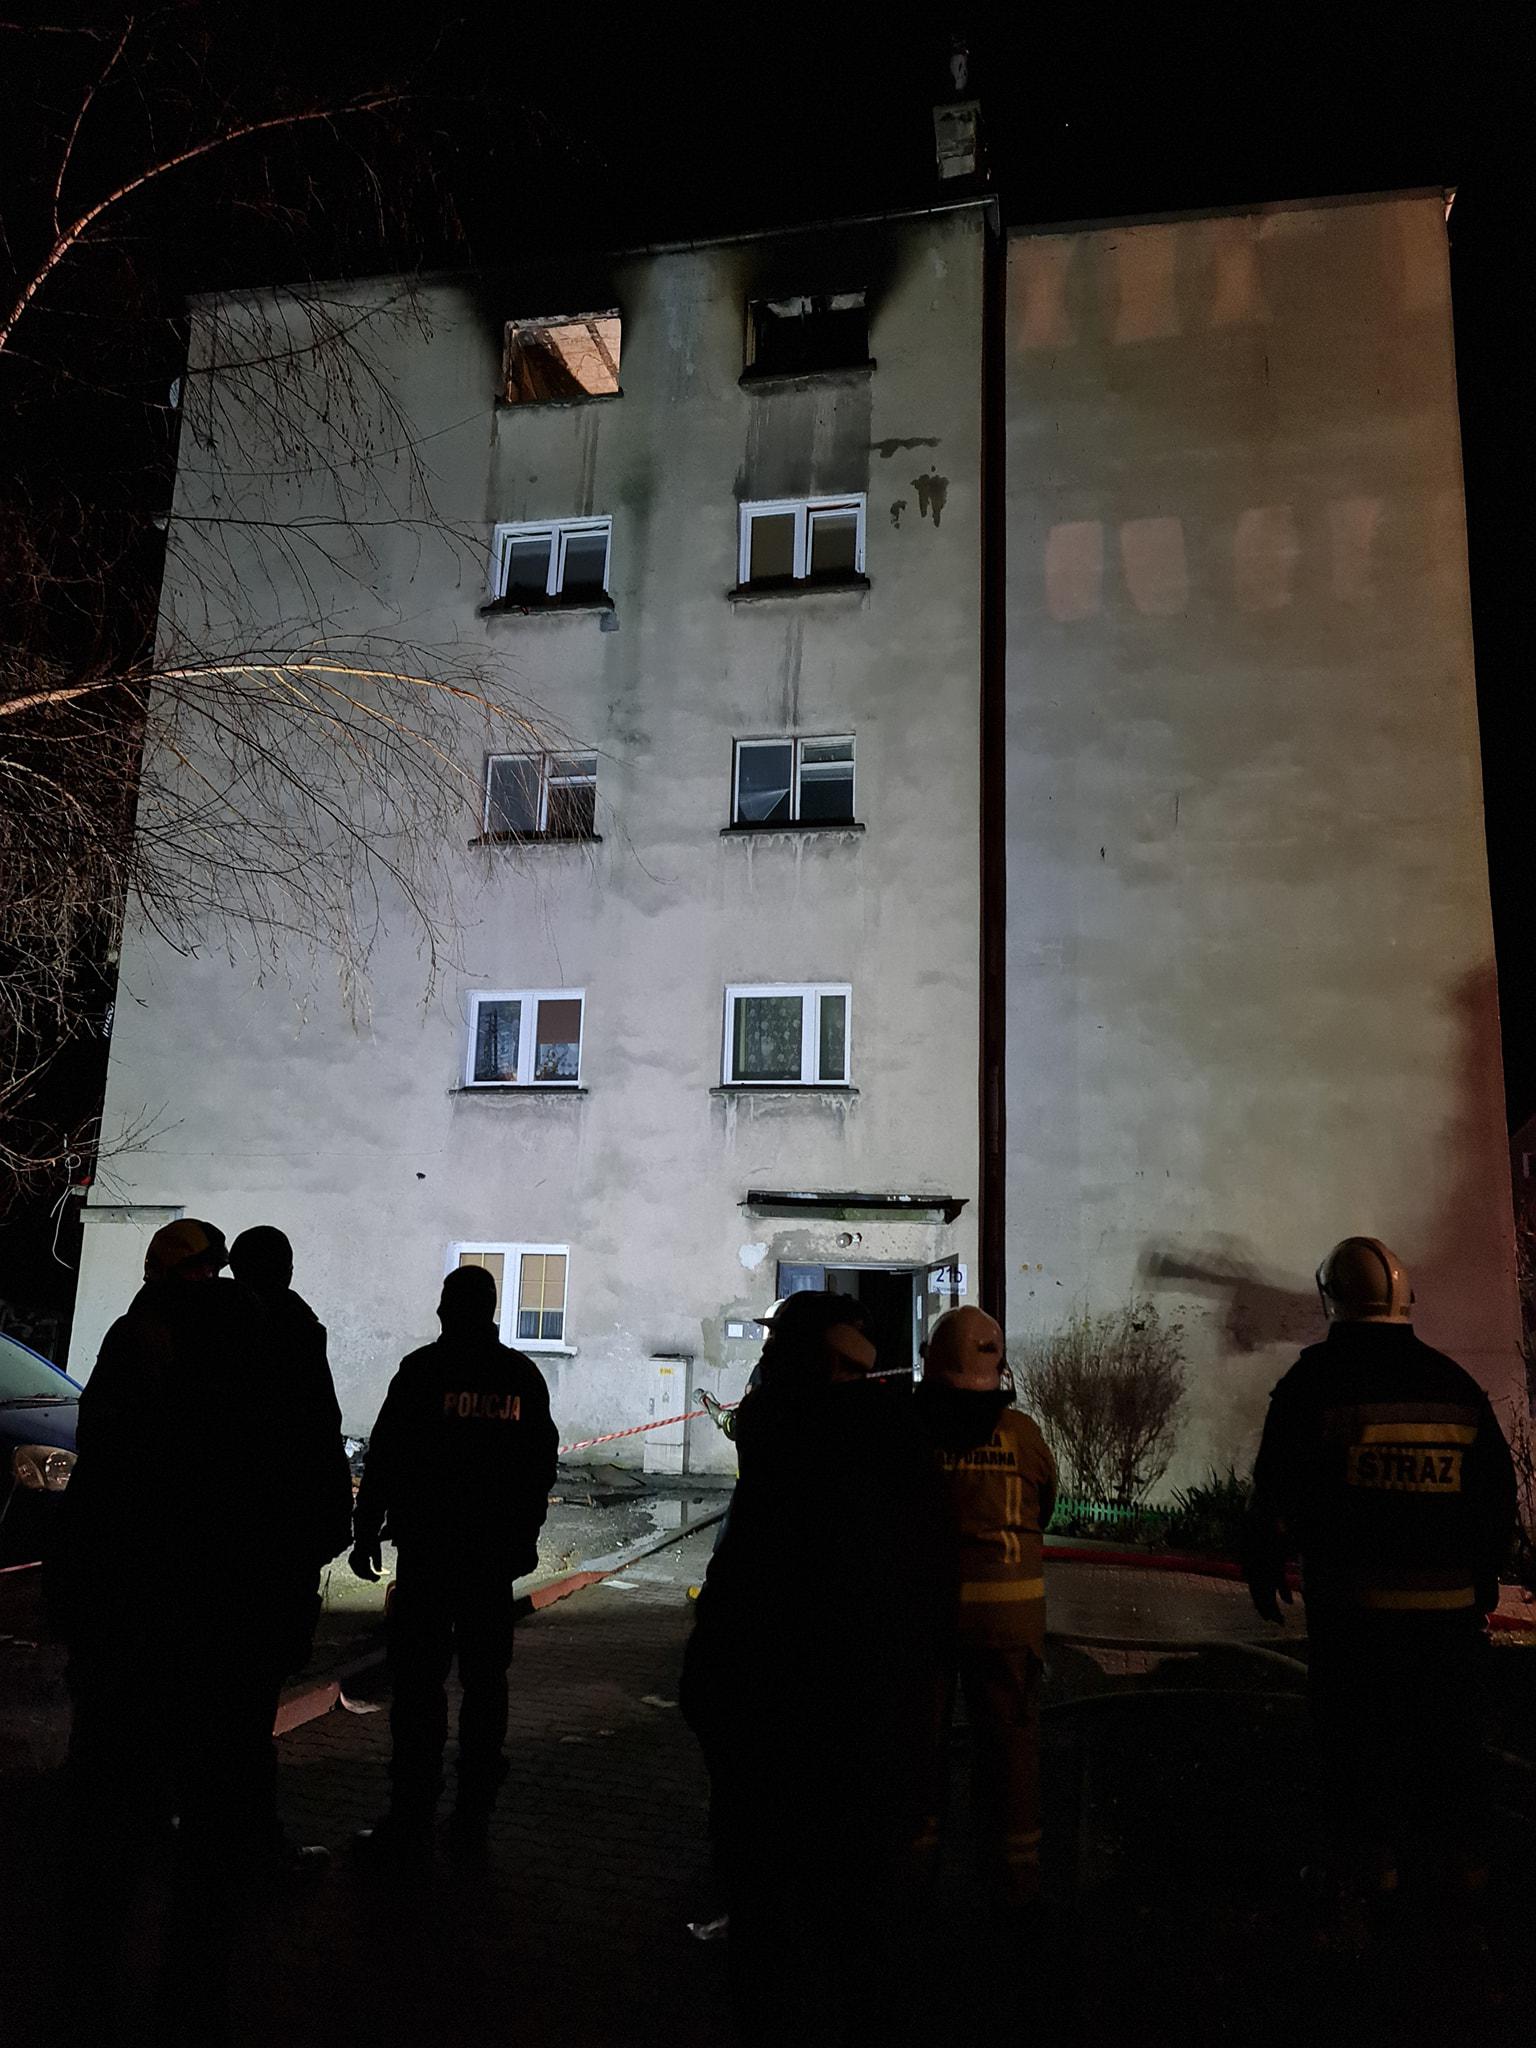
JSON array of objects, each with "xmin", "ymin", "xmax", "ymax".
[{"xmin": 915, "ymin": 1258, "xmax": 963, "ymax": 1373}]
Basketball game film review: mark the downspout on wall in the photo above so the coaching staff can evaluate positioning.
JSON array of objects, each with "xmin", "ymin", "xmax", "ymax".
[{"xmin": 978, "ymin": 196, "xmax": 1007, "ymax": 1325}]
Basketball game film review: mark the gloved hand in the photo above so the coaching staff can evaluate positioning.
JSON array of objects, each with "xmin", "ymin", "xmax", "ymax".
[
  {"xmin": 1246, "ymin": 1569, "xmax": 1294, "ymax": 1626},
  {"xmin": 349, "ymin": 1537, "xmax": 382, "ymax": 1583}
]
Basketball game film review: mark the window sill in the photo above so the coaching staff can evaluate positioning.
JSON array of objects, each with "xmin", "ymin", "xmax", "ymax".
[
  {"xmin": 479, "ymin": 593, "xmax": 615, "ymax": 617},
  {"xmin": 469, "ymin": 832, "xmax": 603, "ymax": 848},
  {"xmin": 720, "ymin": 822, "xmax": 864, "ymax": 839},
  {"xmin": 495, "ymin": 390, "xmax": 622, "ymax": 412},
  {"xmin": 727, "ymin": 574, "xmax": 870, "ymax": 604},
  {"xmin": 521, "ymin": 1343, "xmax": 578, "ymax": 1355},
  {"xmin": 739, "ymin": 359, "xmax": 876, "ymax": 391},
  {"xmin": 710, "ymin": 1085, "xmax": 859, "ymax": 1098},
  {"xmin": 452, "ymin": 1085, "xmax": 589, "ymax": 1096}
]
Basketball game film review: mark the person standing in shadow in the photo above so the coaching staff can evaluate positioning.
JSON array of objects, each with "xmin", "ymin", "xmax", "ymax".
[
  {"xmin": 51, "ymin": 1217, "xmax": 291, "ymax": 2045},
  {"xmin": 349, "ymin": 1263, "xmax": 558, "ymax": 1859},
  {"xmin": 681, "ymin": 1289, "xmax": 944, "ymax": 2048},
  {"xmin": 228, "ymin": 1224, "xmax": 355, "ymax": 1868}
]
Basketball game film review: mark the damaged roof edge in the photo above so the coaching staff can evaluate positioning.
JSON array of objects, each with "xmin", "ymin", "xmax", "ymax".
[{"xmin": 182, "ymin": 196, "xmax": 999, "ymax": 311}]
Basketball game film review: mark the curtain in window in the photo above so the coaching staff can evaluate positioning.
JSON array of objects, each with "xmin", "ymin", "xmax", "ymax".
[
  {"xmin": 517, "ymin": 1253, "xmax": 567, "ymax": 1341},
  {"xmin": 473, "ymin": 1000, "xmax": 521, "ymax": 1082},
  {"xmin": 733, "ymin": 995, "xmax": 803, "ymax": 1082}
]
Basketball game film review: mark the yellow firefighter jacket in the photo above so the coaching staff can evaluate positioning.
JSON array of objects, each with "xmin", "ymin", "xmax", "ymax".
[{"xmin": 931, "ymin": 1401, "xmax": 1058, "ymax": 1654}]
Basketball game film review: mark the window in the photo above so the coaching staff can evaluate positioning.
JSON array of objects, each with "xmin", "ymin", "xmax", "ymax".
[
  {"xmin": 732, "ymin": 737, "xmax": 855, "ymax": 827},
  {"xmin": 490, "ymin": 519, "xmax": 612, "ymax": 603},
  {"xmin": 484, "ymin": 752, "xmax": 598, "ymax": 839},
  {"xmin": 745, "ymin": 291, "xmax": 868, "ymax": 377},
  {"xmin": 451, "ymin": 1244, "xmax": 570, "ymax": 1350},
  {"xmin": 467, "ymin": 990, "xmax": 584, "ymax": 1087},
  {"xmin": 738, "ymin": 496, "xmax": 866, "ymax": 587},
  {"xmin": 723, "ymin": 984, "xmax": 851, "ymax": 1087},
  {"xmin": 503, "ymin": 313, "xmax": 621, "ymax": 403}
]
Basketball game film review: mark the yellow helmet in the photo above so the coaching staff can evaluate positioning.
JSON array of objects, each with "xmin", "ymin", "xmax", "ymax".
[{"xmin": 1315, "ymin": 1237, "xmax": 1413, "ymax": 1324}]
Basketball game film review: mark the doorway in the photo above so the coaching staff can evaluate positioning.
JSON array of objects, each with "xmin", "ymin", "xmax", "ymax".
[{"xmin": 775, "ymin": 1259, "xmax": 961, "ymax": 1376}]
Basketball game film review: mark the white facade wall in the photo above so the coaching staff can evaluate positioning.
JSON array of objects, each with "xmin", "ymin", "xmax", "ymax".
[
  {"xmin": 72, "ymin": 211, "xmax": 989, "ymax": 1464},
  {"xmin": 1003, "ymin": 193, "xmax": 1524, "ymax": 1479}
]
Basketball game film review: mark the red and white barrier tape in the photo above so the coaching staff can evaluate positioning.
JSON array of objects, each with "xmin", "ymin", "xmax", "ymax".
[{"xmin": 556, "ymin": 1367, "xmax": 913, "ymax": 1456}]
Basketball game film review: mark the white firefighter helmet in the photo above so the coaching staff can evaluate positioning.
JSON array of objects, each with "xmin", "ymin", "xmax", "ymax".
[{"xmin": 1315, "ymin": 1237, "xmax": 1414, "ymax": 1324}]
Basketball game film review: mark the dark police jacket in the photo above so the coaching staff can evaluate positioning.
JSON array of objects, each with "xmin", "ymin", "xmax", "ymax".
[
  {"xmin": 263, "ymin": 1288, "xmax": 355, "ymax": 1576},
  {"xmin": 353, "ymin": 1322, "xmax": 557, "ymax": 1577},
  {"xmin": 52, "ymin": 1277, "xmax": 280, "ymax": 1643},
  {"xmin": 1245, "ymin": 1322, "xmax": 1516, "ymax": 1621},
  {"xmin": 682, "ymin": 1373, "xmax": 944, "ymax": 1770}
]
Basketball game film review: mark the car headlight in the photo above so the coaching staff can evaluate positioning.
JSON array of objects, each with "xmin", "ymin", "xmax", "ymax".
[{"xmin": 11, "ymin": 1445, "xmax": 76, "ymax": 1493}]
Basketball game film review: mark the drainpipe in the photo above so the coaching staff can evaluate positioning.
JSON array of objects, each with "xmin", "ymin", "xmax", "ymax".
[{"xmin": 978, "ymin": 196, "xmax": 1007, "ymax": 1326}]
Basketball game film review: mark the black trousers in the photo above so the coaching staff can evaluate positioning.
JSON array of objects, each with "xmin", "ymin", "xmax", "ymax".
[
  {"xmin": 1308, "ymin": 1615, "xmax": 1489, "ymax": 1869},
  {"xmin": 388, "ymin": 1560, "xmax": 518, "ymax": 1815},
  {"xmin": 64, "ymin": 1622, "xmax": 280, "ymax": 2044}
]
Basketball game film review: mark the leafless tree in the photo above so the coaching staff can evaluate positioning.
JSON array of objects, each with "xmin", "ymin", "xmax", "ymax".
[
  {"xmin": 0, "ymin": 13, "xmax": 551, "ymax": 1203},
  {"xmin": 1013, "ymin": 1300, "xmax": 1189, "ymax": 1506}
]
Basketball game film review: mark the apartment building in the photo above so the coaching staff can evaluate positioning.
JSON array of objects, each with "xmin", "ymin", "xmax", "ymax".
[
  {"xmin": 1003, "ymin": 191, "xmax": 1525, "ymax": 1462},
  {"xmin": 69, "ymin": 204, "xmax": 990, "ymax": 1470},
  {"xmin": 68, "ymin": 189, "xmax": 1525, "ymax": 1478}
]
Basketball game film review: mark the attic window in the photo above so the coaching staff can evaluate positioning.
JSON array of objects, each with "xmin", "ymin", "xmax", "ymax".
[
  {"xmin": 745, "ymin": 292, "xmax": 869, "ymax": 379},
  {"xmin": 504, "ymin": 313, "xmax": 621, "ymax": 404}
]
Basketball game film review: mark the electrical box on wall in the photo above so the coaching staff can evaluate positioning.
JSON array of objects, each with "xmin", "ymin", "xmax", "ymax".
[{"xmin": 643, "ymin": 1354, "xmax": 693, "ymax": 1475}]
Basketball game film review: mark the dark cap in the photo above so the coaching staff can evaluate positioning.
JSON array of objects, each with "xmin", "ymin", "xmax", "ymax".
[
  {"xmin": 438, "ymin": 1264, "xmax": 499, "ymax": 1327},
  {"xmin": 144, "ymin": 1218, "xmax": 228, "ymax": 1282}
]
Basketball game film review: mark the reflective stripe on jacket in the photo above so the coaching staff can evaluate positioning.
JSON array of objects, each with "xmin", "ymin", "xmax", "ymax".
[
  {"xmin": 1245, "ymin": 1324, "xmax": 1516, "ymax": 1619},
  {"xmin": 935, "ymin": 1408, "xmax": 1057, "ymax": 1651}
]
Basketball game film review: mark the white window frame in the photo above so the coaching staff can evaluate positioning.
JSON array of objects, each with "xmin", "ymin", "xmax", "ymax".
[
  {"xmin": 489, "ymin": 517, "xmax": 613, "ymax": 601},
  {"xmin": 446, "ymin": 1241, "xmax": 573, "ymax": 1353},
  {"xmin": 465, "ymin": 989, "xmax": 585, "ymax": 1088},
  {"xmin": 732, "ymin": 735, "xmax": 856, "ymax": 827},
  {"xmin": 722, "ymin": 982, "xmax": 852, "ymax": 1087},
  {"xmin": 483, "ymin": 751, "xmax": 598, "ymax": 837},
  {"xmin": 737, "ymin": 495, "xmax": 866, "ymax": 585}
]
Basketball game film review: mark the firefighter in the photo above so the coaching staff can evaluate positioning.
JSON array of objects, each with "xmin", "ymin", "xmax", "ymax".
[
  {"xmin": 915, "ymin": 1304, "xmax": 1057, "ymax": 1913},
  {"xmin": 349, "ymin": 1263, "xmax": 558, "ymax": 1856},
  {"xmin": 1244, "ymin": 1237, "xmax": 1517, "ymax": 1909}
]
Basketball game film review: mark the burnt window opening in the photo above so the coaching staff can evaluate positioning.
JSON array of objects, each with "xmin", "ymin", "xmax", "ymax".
[
  {"xmin": 504, "ymin": 312, "xmax": 621, "ymax": 404},
  {"xmin": 744, "ymin": 291, "xmax": 869, "ymax": 379}
]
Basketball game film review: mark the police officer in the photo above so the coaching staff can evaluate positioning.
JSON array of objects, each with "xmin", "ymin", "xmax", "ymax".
[
  {"xmin": 228, "ymin": 1225, "xmax": 355, "ymax": 1862},
  {"xmin": 915, "ymin": 1305, "xmax": 1057, "ymax": 1912},
  {"xmin": 1244, "ymin": 1237, "xmax": 1517, "ymax": 1905},
  {"xmin": 350, "ymin": 1263, "xmax": 558, "ymax": 1855}
]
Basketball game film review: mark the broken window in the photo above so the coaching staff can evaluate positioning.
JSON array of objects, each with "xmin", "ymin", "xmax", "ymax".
[
  {"xmin": 451, "ymin": 1244, "xmax": 570, "ymax": 1349},
  {"xmin": 490, "ymin": 519, "xmax": 611, "ymax": 604},
  {"xmin": 738, "ymin": 496, "xmax": 866, "ymax": 588},
  {"xmin": 467, "ymin": 990, "xmax": 585, "ymax": 1087},
  {"xmin": 723, "ymin": 984, "xmax": 851, "ymax": 1086},
  {"xmin": 732, "ymin": 737, "xmax": 854, "ymax": 827},
  {"xmin": 745, "ymin": 292, "xmax": 868, "ymax": 377},
  {"xmin": 504, "ymin": 313, "xmax": 621, "ymax": 403},
  {"xmin": 484, "ymin": 752, "xmax": 598, "ymax": 839}
]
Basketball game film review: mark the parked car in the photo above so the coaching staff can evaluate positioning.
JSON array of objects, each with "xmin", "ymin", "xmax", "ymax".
[{"xmin": 0, "ymin": 1332, "xmax": 78, "ymax": 1566}]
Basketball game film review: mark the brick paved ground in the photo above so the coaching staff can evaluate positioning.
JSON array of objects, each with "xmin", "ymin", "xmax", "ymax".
[{"xmin": 4, "ymin": 1536, "xmax": 1534, "ymax": 2046}]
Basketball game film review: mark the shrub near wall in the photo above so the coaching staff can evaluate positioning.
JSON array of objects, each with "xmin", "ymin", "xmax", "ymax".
[{"xmin": 1014, "ymin": 1299, "xmax": 1188, "ymax": 1510}]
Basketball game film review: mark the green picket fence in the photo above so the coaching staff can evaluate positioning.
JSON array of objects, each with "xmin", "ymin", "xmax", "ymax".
[{"xmin": 1047, "ymin": 1493, "xmax": 1172, "ymax": 1536}]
